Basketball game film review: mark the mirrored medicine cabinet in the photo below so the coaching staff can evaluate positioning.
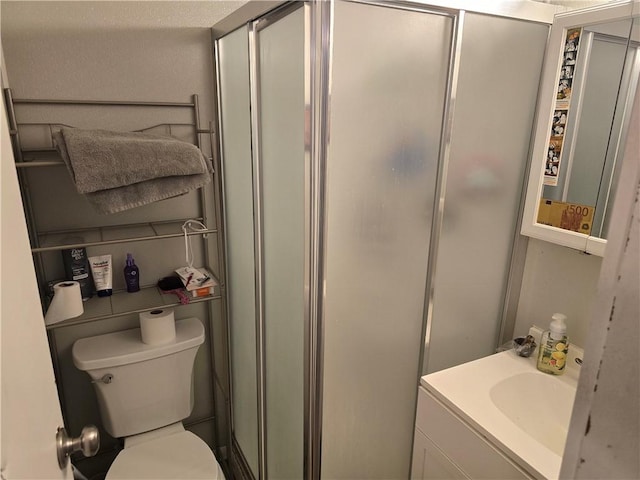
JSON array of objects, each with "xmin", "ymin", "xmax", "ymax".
[{"xmin": 522, "ymin": 1, "xmax": 640, "ymax": 256}]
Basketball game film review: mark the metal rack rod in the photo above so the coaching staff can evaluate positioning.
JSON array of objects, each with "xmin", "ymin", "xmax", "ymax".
[
  {"xmin": 16, "ymin": 161, "xmax": 63, "ymax": 168},
  {"xmin": 38, "ymin": 217, "xmax": 206, "ymax": 236},
  {"xmin": 17, "ymin": 121, "xmax": 213, "ymax": 132},
  {"xmin": 32, "ymin": 218, "xmax": 216, "ymax": 253},
  {"xmin": 12, "ymin": 98, "xmax": 196, "ymax": 108},
  {"xmin": 17, "ymin": 157, "xmax": 214, "ymax": 167},
  {"xmin": 32, "ymin": 228, "xmax": 217, "ymax": 253},
  {"xmin": 4, "ymin": 89, "xmax": 24, "ymax": 163}
]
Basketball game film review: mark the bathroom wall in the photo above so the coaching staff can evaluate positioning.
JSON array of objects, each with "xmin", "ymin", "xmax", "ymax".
[
  {"xmin": 514, "ymin": 238, "xmax": 602, "ymax": 349},
  {"xmin": 1, "ymin": 1, "xmax": 247, "ymax": 476}
]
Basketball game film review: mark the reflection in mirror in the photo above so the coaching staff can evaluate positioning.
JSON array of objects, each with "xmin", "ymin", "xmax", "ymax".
[
  {"xmin": 537, "ymin": 16, "xmax": 639, "ymax": 240},
  {"xmin": 600, "ymin": 14, "xmax": 640, "ymax": 238}
]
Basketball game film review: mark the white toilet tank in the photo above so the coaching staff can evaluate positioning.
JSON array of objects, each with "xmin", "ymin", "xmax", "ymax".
[{"xmin": 72, "ymin": 317, "xmax": 204, "ymax": 438}]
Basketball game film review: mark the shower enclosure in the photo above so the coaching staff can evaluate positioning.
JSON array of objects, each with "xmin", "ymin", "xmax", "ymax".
[{"xmin": 214, "ymin": 1, "xmax": 552, "ymax": 478}]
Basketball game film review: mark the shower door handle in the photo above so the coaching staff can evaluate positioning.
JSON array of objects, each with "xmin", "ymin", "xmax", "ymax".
[{"xmin": 56, "ymin": 425, "xmax": 100, "ymax": 469}]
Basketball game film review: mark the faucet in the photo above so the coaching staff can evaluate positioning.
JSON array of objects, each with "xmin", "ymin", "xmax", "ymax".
[{"xmin": 513, "ymin": 335, "xmax": 537, "ymax": 357}]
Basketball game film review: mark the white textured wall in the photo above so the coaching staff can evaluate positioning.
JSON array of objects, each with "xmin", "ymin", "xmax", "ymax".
[
  {"xmin": 0, "ymin": 1, "xmax": 247, "ymax": 30},
  {"xmin": 1, "ymin": 24, "xmax": 216, "ymax": 125},
  {"xmin": 514, "ymin": 238, "xmax": 602, "ymax": 349},
  {"xmin": 0, "ymin": 0, "xmax": 249, "ymax": 124}
]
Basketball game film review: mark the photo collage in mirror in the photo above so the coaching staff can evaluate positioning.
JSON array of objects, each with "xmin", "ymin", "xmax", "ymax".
[{"xmin": 544, "ymin": 27, "xmax": 582, "ymax": 186}]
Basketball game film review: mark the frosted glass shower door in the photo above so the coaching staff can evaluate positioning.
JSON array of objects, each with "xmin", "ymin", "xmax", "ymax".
[
  {"xmin": 218, "ymin": 7, "xmax": 306, "ymax": 478},
  {"xmin": 217, "ymin": 27, "xmax": 259, "ymax": 476},
  {"xmin": 425, "ymin": 14, "xmax": 549, "ymax": 374},
  {"xmin": 256, "ymin": 7, "xmax": 306, "ymax": 480},
  {"xmin": 321, "ymin": 2, "xmax": 453, "ymax": 479}
]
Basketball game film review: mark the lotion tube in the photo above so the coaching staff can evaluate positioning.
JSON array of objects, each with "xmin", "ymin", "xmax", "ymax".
[{"xmin": 89, "ymin": 254, "xmax": 113, "ymax": 297}]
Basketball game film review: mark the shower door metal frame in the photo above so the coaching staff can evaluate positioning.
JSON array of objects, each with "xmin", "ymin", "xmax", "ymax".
[
  {"xmin": 215, "ymin": 1, "xmax": 462, "ymax": 478},
  {"xmin": 251, "ymin": 6, "xmax": 318, "ymax": 480},
  {"xmin": 247, "ymin": 18, "xmax": 267, "ymax": 480},
  {"xmin": 306, "ymin": 2, "xmax": 462, "ymax": 476},
  {"xmin": 418, "ymin": 7, "xmax": 463, "ymax": 379},
  {"xmin": 215, "ymin": 3, "xmax": 328, "ymax": 478},
  {"xmin": 214, "ymin": 26, "xmax": 250, "ymax": 480},
  {"xmin": 306, "ymin": 2, "xmax": 331, "ymax": 479},
  {"xmin": 216, "ymin": 3, "xmax": 309, "ymax": 479},
  {"xmin": 214, "ymin": 1, "xmax": 554, "ymax": 479}
]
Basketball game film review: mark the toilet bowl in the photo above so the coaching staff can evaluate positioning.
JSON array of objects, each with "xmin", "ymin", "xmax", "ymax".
[
  {"xmin": 72, "ymin": 317, "xmax": 225, "ymax": 480},
  {"xmin": 106, "ymin": 423, "xmax": 224, "ymax": 479}
]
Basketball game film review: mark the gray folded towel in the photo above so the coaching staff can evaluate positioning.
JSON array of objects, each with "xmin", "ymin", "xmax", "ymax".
[
  {"xmin": 82, "ymin": 168, "xmax": 212, "ymax": 215},
  {"xmin": 54, "ymin": 128, "xmax": 212, "ymax": 214}
]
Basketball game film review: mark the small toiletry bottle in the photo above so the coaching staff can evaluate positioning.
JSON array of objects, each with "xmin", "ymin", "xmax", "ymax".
[
  {"xmin": 537, "ymin": 313, "xmax": 569, "ymax": 375},
  {"xmin": 61, "ymin": 238, "xmax": 93, "ymax": 301},
  {"xmin": 124, "ymin": 253, "xmax": 140, "ymax": 293}
]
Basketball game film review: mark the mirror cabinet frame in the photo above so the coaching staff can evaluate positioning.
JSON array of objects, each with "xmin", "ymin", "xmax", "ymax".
[{"xmin": 522, "ymin": 0, "xmax": 639, "ymax": 256}]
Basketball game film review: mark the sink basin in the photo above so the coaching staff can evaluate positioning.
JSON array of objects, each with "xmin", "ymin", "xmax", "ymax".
[
  {"xmin": 490, "ymin": 371, "xmax": 576, "ymax": 456},
  {"xmin": 421, "ymin": 340, "xmax": 582, "ymax": 480}
]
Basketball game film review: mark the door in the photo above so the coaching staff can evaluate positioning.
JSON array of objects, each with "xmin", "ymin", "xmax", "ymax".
[
  {"xmin": 216, "ymin": 6, "xmax": 306, "ymax": 478},
  {"xmin": 321, "ymin": 3, "xmax": 453, "ymax": 478},
  {"xmin": 1, "ymin": 55, "xmax": 69, "ymax": 480}
]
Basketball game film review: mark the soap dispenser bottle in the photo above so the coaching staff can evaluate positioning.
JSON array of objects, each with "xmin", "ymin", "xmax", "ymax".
[
  {"xmin": 124, "ymin": 253, "xmax": 140, "ymax": 293},
  {"xmin": 537, "ymin": 313, "xmax": 569, "ymax": 375}
]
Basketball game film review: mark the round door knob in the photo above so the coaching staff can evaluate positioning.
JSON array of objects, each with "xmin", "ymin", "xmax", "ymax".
[{"xmin": 56, "ymin": 425, "xmax": 100, "ymax": 469}]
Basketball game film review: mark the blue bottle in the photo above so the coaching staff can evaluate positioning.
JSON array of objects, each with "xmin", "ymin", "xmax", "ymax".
[{"xmin": 124, "ymin": 253, "xmax": 140, "ymax": 293}]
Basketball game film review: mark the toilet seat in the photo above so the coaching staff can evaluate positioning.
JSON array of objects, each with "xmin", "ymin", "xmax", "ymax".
[{"xmin": 106, "ymin": 430, "xmax": 224, "ymax": 479}]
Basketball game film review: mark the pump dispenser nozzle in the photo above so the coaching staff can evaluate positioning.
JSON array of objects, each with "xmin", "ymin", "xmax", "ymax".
[{"xmin": 549, "ymin": 313, "xmax": 567, "ymax": 340}]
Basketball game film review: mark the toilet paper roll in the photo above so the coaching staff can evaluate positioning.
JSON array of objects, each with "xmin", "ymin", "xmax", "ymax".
[
  {"xmin": 44, "ymin": 281, "xmax": 84, "ymax": 326},
  {"xmin": 139, "ymin": 309, "xmax": 176, "ymax": 345}
]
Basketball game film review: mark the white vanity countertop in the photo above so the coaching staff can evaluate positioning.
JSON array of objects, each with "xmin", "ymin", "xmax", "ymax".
[{"xmin": 421, "ymin": 349, "xmax": 580, "ymax": 480}]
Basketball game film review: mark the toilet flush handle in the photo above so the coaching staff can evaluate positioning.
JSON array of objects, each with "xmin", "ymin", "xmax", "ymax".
[
  {"xmin": 56, "ymin": 425, "xmax": 100, "ymax": 469},
  {"xmin": 92, "ymin": 373, "xmax": 114, "ymax": 384}
]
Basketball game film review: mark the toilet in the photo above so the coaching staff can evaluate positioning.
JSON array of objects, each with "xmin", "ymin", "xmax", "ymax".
[{"xmin": 72, "ymin": 317, "xmax": 225, "ymax": 479}]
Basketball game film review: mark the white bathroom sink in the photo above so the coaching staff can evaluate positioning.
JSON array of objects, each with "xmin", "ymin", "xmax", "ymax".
[
  {"xmin": 490, "ymin": 371, "xmax": 576, "ymax": 456},
  {"xmin": 421, "ymin": 338, "xmax": 581, "ymax": 480}
]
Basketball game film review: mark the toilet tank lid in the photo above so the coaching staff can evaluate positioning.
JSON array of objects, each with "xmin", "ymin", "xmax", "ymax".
[{"xmin": 72, "ymin": 317, "xmax": 204, "ymax": 371}]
